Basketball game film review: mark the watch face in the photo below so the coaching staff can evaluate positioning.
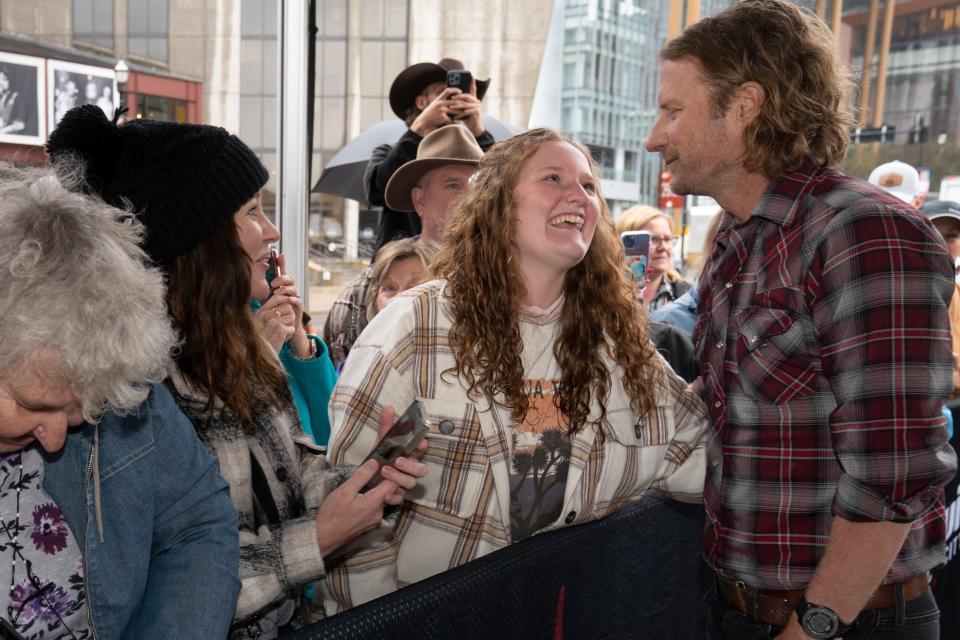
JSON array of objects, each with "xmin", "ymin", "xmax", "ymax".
[{"xmin": 801, "ymin": 606, "xmax": 839, "ymax": 639}]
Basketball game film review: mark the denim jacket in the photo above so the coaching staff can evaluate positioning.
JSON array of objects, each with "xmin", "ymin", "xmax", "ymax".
[{"xmin": 41, "ymin": 384, "xmax": 240, "ymax": 639}]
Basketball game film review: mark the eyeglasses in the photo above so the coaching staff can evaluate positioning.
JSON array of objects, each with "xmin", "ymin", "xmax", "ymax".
[{"xmin": 650, "ymin": 235, "xmax": 679, "ymax": 247}]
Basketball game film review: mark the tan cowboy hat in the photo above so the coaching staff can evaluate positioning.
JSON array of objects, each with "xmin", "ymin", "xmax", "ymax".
[
  {"xmin": 389, "ymin": 58, "xmax": 490, "ymax": 121},
  {"xmin": 384, "ymin": 125, "xmax": 483, "ymax": 212}
]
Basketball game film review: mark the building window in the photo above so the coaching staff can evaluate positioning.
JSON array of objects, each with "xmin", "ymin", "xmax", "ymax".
[
  {"xmin": 128, "ymin": 0, "xmax": 169, "ymax": 62},
  {"xmin": 73, "ymin": 0, "xmax": 114, "ymax": 50},
  {"xmin": 135, "ymin": 95, "xmax": 187, "ymax": 123},
  {"xmin": 358, "ymin": 0, "xmax": 408, "ymax": 129},
  {"xmin": 240, "ymin": 0, "xmax": 279, "ymax": 209}
]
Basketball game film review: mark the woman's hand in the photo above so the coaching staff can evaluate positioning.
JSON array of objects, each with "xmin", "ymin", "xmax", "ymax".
[
  {"xmin": 254, "ymin": 254, "xmax": 311, "ymax": 356},
  {"xmin": 314, "ymin": 406, "xmax": 428, "ymax": 556}
]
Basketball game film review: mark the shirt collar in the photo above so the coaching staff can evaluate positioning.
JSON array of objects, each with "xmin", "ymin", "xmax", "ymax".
[{"xmin": 746, "ymin": 159, "xmax": 823, "ymax": 228}]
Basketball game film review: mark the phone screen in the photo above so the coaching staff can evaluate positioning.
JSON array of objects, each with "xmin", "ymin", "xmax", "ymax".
[
  {"xmin": 363, "ymin": 401, "xmax": 428, "ymax": 489},
  {"xmin": 620, "ymin": 231, "xmax": 651, "ymax": 282}
]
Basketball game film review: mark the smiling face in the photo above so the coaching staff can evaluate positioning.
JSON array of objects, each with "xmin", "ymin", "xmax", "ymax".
[
  {"xmin": 643, "ymin": 215, "xmax": 674, "ymax": 277},
  {"xmin": 234, "ymin": 193, "xmax": 280, "ymax": 302},
  {"xmin": 0, "ymin": 357, "xmax": 84, "ymax": 454},
  {"xmin": 645, "ymin": 57, "xmax": 745, "ymax": 200},
  {"xmin": 512, "ymin": 141, "xmax": 600, "ymax": 290}
]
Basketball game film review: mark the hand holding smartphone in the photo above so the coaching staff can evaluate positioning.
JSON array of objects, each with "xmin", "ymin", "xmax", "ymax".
[
  {"xmin": 620, "ymin": 230, "xmax": 651, "ymax": 286},
  {"xmin": 265, "ymin": 247, "xmax": 282, "ymax": 294},
  {"xmin": 363, "ymin": 400, "xmax": 429, "ymax": 490}
]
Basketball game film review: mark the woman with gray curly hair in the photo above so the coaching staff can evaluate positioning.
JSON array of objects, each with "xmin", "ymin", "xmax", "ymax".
[{"xmin": 0, "ymin": 164, "xmax": 239, "ymax": 639}]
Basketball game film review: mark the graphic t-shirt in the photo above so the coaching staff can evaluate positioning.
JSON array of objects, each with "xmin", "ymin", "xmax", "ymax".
[
  {"xmin": 0, "ymin": 447, "xmax": 90, "ymax": 639},
  {"xmin": 509, "ymin": 298, "xmax": 572, "ymax": 542}
]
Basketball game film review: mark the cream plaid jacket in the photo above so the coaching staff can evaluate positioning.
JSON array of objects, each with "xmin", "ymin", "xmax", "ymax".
[{"xmin": 321, "ymin": 281, "xmax": 708, "ymax": 614}]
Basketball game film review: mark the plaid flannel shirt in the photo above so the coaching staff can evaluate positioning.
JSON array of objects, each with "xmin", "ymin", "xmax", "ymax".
[
  {"xmin": 321, "ymin": 281, "xmax": 708, "ymax": 613},
  {"xmin": 695, "ymin": 162, "xmax": 958, "ymax": 589},
  {"xmin": 322, "ymin": 266, "xmax": 373, "ymax": 369}
]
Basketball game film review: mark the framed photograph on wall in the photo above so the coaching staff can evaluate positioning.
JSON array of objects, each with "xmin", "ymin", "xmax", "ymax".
[
  {"xmin": 0, "ymin": 51, "xmax": 45, "ymax": 146},
  {"xmin": 47, "ymin": 59, "xmax": 117, "ymax": 132}
]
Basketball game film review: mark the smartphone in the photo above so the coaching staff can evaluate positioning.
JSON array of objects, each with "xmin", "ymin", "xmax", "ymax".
[
  {"xmin": 265, "ymin": 247, "xmax": 282, "ymax": 290},
  {"xmin": 446, "ymin": 69, "xmax": 472, "ymax": 94},
  {"xmin": 363, "ymin": 400, "xmax": 429, "ymax": 489},
  {"xmin": 620, "ymin": 230, "xmax": 651, "ymax": 282}
]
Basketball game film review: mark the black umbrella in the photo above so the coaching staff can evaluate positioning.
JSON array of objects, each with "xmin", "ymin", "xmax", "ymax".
[{"xmin": 312, "ymin": 115, "xmax": 523, "ymax": 205}]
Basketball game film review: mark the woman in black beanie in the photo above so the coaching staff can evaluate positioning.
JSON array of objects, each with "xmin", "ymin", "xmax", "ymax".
[{"xmin": 47, "ymin": 105, "xmax": 426, "ymax": 638}]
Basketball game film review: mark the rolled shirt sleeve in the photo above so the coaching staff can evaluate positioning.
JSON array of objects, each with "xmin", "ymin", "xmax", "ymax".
[{"xmin": 812, "ymin": 203, "xmax": 958, "ymax": 524}]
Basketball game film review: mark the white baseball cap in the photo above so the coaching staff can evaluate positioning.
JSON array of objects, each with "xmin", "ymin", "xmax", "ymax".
[{"xmin": 868, "ymin": 160, "xmax": 922, "ymax": 204}]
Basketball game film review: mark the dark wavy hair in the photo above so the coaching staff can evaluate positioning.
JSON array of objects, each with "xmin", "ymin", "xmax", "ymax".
[
  {"xmin": 661, "ymin": 0, "xmax": 853, "ymax": 178},
  {"xmin": 165, "ymin": 220, "xmax": 288, "ymax": 427},
  {"xmin": 432, "ymin": 128, "xmax": 665, "ymax": 434}
]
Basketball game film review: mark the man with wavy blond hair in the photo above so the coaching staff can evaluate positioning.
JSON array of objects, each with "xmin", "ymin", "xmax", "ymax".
[{"xmin": 645, "ymin": 1, "xmax": 957, "ymax": 639}]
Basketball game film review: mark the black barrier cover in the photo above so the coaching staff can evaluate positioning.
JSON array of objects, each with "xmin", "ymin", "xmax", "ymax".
[
  {"xmin": 932, "ymin": 431, "xmax": 960, "ymax": 640},
  {"xmin": 286, "ymin": 493, "xmax": 708, "ymax": 640}
]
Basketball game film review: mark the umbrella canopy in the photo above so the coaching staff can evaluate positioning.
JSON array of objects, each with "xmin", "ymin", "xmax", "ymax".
[{"xmin": 312, "ymin": 114, "xmax": 524, "ymax": 206}]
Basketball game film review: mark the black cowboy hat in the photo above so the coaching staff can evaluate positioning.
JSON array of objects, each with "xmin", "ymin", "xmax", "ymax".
[{"xmin": 388, "ymin": 58, "xmax": 490, "ymax": 121}]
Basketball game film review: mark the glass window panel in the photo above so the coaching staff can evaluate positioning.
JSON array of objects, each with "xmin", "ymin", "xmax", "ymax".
[
  {"xmin": 384, "ymin": 0, "xmax": 407, "ymax": 37},
  {"xmin": 263, "ymin": 0, "xmax": 278, "ymax": 36},
  {"xmin": 263, "ymin": 96, "xmax": 277, "ymax": 149},
  {"xmin": 382, "ymin": 42, "xmax": 406, "ymax": 93},
  {"xmin": 362, "ymin": 0, "xmax": 384, "ymax": 36},
  {"xmin": 361, "ymin": 97, "xmax": 383, "ymax": 129},
  {"xmin": 263, "ymin": 40, "xmax": 278, "ymax": 96},
  {"xmin": 241, "ymin": 40, "xmax": 263, "ymax": 93},
  {"xmin": 149, "ymin": 38, "xmax": 168, "ymax": 62},
  {"xmin": 360, "ymin": 41, "xmax": 383, "ymax": 95},
  {"xmin": 74, "ymin": 1, "xmax": 92, "ymax": 33},
  {"xmin": 321, "ymin": 97, "xmax": 345, "ymax": 149},
  {"xmin": 242, "ymin": 0, "xmax": 263, "ymax": 36},
  {"xmin": 322, "ymin": 0, "xmax": 348, "ymax": 37},
  {"xmin": 94, "ymin": 0, "xmax": 111, "ymax": 24},
  {"xmin": 149, "ymin": 0, "xmax": 168, "ymax": 32},
  {"xmin": 321, "ymin": 41, "xmax": 346, "ymax": 95},
  {"xmin": 239, "ymin": 97, "xmax": 263, "ymax": 148},
  {"xmin": 128, "ymin": 0, "xmax": 147, "ymax": 32},
  {"xmin": 129, "ymin": 38, "xmax": 147, "ymax": 58}
]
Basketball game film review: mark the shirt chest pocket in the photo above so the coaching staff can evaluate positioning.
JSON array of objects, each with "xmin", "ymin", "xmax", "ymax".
[
  {"xmin": 595, "ymin": 405, "xmax": 677, "ymax": 505},
  {"xmin": 407, "ymin": 398, "xmax": 488, "ymax": 519},
  {"xmin": 733, "ymin": 307, "xmax": 815, "ymax": 404}
]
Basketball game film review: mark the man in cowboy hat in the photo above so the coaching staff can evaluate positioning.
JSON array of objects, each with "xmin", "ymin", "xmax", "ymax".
[
  {"xmin": 325, "ymin": 124, "xmax": 484, "ymax": 371},
  {"xmin": 364, "ymin": 58, "xmax": 492, "ymax": 252}
]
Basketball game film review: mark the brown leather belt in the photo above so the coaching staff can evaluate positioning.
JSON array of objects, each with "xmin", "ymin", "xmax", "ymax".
[{"xmin": 715, "ymin": 573, "xmax": 929, "ymax": 628}]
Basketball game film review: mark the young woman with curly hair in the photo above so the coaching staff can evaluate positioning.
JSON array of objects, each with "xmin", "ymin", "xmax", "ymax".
[{"xmin": 322, "ymin": 128, "xmax": 708, "ymax": 613}]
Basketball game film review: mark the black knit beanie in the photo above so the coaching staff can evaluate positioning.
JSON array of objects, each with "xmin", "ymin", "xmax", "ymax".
[{"xmin": 46, "ymin": 105, "xmax": 269, "ymax": 265}]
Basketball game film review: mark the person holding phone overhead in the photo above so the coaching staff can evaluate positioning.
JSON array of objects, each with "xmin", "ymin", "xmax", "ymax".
[
  {"xmin": 46, "ymin": 105, "xmax": 427, "ymax": 637},
  {"xmin": 614, "ymin": 205, "xmax": 691, "ymax": 311},
  {"xmin": 322, "ymin": 128, "xmax": 709, "ymax": 613},
  {"xmin": 364, "ymin": 58, "xmax": 493, "ymax": 252}
]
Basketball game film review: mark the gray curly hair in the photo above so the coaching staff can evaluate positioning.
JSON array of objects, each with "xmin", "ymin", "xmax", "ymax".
[{"xmin": 0, "ymin": 162, "xmax": 177, "ymax": 421}]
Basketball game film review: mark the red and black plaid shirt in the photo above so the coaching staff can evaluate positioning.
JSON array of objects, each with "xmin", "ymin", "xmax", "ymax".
[{"xmin": 695, "ymin": 162, "xmax": 958, "ymax": 589}]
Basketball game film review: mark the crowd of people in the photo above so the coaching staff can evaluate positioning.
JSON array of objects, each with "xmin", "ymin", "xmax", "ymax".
[{"xmin": 1, "ymin": 0, "xmax": 957, "ymax": 638}]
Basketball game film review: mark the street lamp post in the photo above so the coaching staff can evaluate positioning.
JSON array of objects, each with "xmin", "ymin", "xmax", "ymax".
[{"xmin": 113, "ymin": 59, "xmax": 129, "ymax": 120}]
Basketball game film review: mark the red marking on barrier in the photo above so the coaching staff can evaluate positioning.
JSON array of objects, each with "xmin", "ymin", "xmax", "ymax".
[{"xmin": 554, "ymin": 583, "xmax": 566, "ymax": 640}]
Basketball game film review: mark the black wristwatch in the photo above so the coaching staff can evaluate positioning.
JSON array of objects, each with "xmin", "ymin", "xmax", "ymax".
[{"xmin": 795, "ymin": 597, "xmax": 857, "ymax": 639}]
